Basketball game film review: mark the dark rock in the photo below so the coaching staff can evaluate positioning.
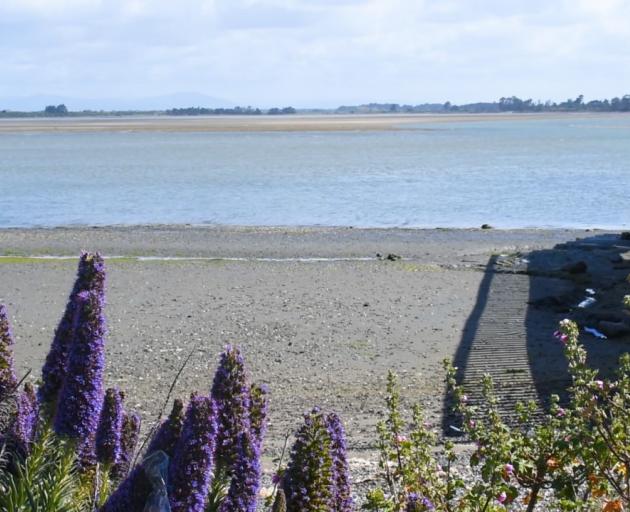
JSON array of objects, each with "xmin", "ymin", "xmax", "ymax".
[
  {"xmin": 386, "ymin": 253, "xmax": 401, "ymax": 261},
  {"xmin": 527, "ymin": 295, "xmax": 572, "ymax": 313},
  {"xmin": 562, "ymin": 261, "xmax": 588, "ymax": 274},
  {"xmin": 613, "ymin": 252, "xmax": 630, "ymax": 269},
  {"xmin": 598, "ymin": 321, "xmax": 630, "ymax": 338},
  {"xmin": 620, "ymin": 232, "xmax": 630, "ymax": 240},
  {"xmin": 481, "ymin": 224, "xmax": 493, "ymax": 230}
]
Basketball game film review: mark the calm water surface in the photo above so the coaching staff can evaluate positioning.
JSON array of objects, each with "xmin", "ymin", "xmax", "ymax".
[{"xmin": 1, "ymin": 116, "xmax": 629, "ymax": 228}]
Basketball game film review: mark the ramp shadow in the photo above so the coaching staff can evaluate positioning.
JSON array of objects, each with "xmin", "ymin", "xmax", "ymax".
[{"xmin": 443, "ymin": 233, "xmax": 630, "ymax": 435}]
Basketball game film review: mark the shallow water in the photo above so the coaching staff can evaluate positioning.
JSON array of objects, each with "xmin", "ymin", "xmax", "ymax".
[{"xmin": 1, "ymin": 115, "xmax": 628, "ymax": 228}]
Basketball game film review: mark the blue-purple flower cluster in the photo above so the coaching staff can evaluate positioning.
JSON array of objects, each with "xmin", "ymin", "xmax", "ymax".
[
  {"xmin": 211, "ymin": 346, "xmax": 252, "ymax": 473},
  {"xmin": 283, "ymin": 407, "xmax": 334, "ymax": 511},
  {"xmin": 96, "ymin": 387, "xmax": 125, "ymax": 466},
  {"xmin": 11, "ymin": 382, "xmax": 39, "ymax": 455},
  {"xmin": 39, "ymin": 252, "xmax": 106, "ymax": 407},
  {"xmin": 0, "ymin": 303, "xmax": 18, "ymax": 401},
  {"xmin": 168, "ymin": 393, "xmax": 218, "ymax": 512},
  {"xmin": 105, "ymin": 345, "xmax": 268, "ymax": 511},
  {"xmin": 112, "ymin": 411, "xmax": 141, "ymax": 480},
  {"xmin": 326, "ymin": 412, "xmax": 353, "ymax": 511},
  {"xmin": 218, "ymin": 430, "xmax": 262, "ymax": 512},
  {"xmin": 54, "ymin": 289, "xmax": 106, "ymax": 442},
  {"xmin": 147, "ymin": 398, "xmax": 185, "ymax": 458},
  {"xmin": 282, "ymin": 408, "xmax": 353, "ymax": 512},
  {"xmin": 31, "ymin": 254, "xmax": 138, "ymax": 475},
  {"xmin": 249, "ymin": 383, "xmax": 269, "ymax": 449}
]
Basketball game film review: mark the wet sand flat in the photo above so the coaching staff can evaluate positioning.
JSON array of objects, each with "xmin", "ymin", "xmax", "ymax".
[{"xmin": 0, "ymin": 112, "xmax": 616, "ymax": 133}]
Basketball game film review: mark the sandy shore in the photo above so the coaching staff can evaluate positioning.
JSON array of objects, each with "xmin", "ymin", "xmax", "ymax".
[
  {"xmin": 0, "ymin": 225, "xmax": 617, "ymax": 494},
  {"xmin": 0, "ymin": 112, "xmax": 614, "ymax": 133}
]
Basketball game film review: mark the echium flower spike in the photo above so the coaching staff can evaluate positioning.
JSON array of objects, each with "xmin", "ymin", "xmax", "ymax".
[
  {"xmin": 218, "ymin": 430, "xmax": 262, "ymax": 512},
  {"xmin": 168, "ymin": 394, "xmax": 218, "ymax": 512},
  {"xmin": 249, "ymin": 383, "xmax": 269, "ymax": 449},
  {"xmin": 112, "ymin": 411, "xmax": 141, "ymax": 481},
  {"xmin": 0, "ymin": 304, "xmax": 18, "ymax": 401},
  {"xmin": 11, "ymin": 382, "xmax": 39, "ymax": 455},
  {"xmin": 210, "ymin": 346, "xmax": 251, "ymax": 472},
  {"xmin": 96, "ymin": 387, "xmax": 124, "ymax": 465},
  {"xmin": 147, "ymin": 398, "xmax": 185, "ymax": 457},
  {"xmin": 54, "ymin": 289, "xmax": 106, "ymax": 443},
  {"xmin": 326, "ymin": 412, "xmax": 353, "ymax": 511},
  {"xmin": 283, "ymin": 407, "xmax": 334, "ymax": 512},
  {"xmin": 39, "ymin": 252, "xmax": 105, "ymax": 406}
]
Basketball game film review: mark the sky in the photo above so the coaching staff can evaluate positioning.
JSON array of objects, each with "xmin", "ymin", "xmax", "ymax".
[{"xmin": 1, "ymin": 0, "xmax": 630, "ymax": 108}]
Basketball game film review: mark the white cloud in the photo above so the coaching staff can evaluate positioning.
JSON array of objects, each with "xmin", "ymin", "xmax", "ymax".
[{"xmin": 1, "ymin": 0, "xmax": 629, "ymax": 105}]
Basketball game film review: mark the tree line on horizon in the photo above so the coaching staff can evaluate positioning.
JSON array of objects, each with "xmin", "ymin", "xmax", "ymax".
[
  {"xmin": 1, "ymin": 95, "xmax": 629, "ymax": 117},
  {"xmin": 336, "ymin": 94, "xmax": 630, "ymax": 114}
]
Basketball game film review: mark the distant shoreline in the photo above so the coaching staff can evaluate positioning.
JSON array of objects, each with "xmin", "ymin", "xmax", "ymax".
[{"xmin": 0, "ymin": 112, "xmax": 624, "ymax": 133}]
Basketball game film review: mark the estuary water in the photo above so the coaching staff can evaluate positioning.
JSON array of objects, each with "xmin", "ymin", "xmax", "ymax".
[{"xmin": 1, "ymin": 115, "xmax": 629, "ymax": 229}]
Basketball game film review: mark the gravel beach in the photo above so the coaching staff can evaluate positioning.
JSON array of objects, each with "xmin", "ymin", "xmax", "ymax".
[{"xmin": 0, "ymin": 225, "xmax": 612, "ymax": 496}]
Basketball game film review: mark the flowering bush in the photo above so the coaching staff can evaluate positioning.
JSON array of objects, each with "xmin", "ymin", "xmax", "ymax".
[
  {"xmin": 363, "ymin": 371, "xmax": 453, "ymax": 511},
  {"xmin": 364, "ymin": 317, "xmax": 629, "ymax": 512}
]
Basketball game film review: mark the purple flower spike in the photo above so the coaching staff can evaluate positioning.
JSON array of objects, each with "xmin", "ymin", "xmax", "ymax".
[
  {"xmin": 96, "ymin": 388, "xmax": 124, "ymax": 465},
  {"xmin": 0, "ymin": 304, "xmax": 18, "ymax": 401},
  {"xmin": 219, "ymin": 430, "xmax": 262, "ymax": 512},
  {"xmin": 11, "ymin": 382, "xmax": 39, "ymax": 455},
  {"xmin": 168, "ymin": 394, "xmax": 218, "ymax": 512},
  {"xmin": 112, "ymin": 411, "xmax": 141, "ymax": 481},
  {"xmin": 249, "ymin": 383, "xmax": 269, "ymax": 449},
  {"xmin": 53, "ymin": 289, "xmax": 106, "ymax": 444},
  {"xmin": 147, "ymin": 398, "xmax": 185, "ymax": 458},
  {"xmin": 210, "ymin": 346, "xmax": 251, "ymax": 473},
  {"xmin": 283, "ymin": 408, "xmax": 334, "ymax": 512},
  {"xmin": 39, "ymin": 252, "xmax": 105, "ymax": 407},
  {"xmin": 326, "ymin": 413, "xmax": 353, "ymax": 511}
]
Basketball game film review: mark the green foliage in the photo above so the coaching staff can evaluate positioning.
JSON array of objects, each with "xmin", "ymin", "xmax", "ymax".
[
  {"xmin": 0, "ymin": 425, "xmax": 123, "ymax": 511},
  {"xmin": 0, "ymin": 427, "xmax": 87, "ymax": 512},
  {"xmin": 368, "ymin": 371, "xmax": 453, "ymax": 510},
  {"xmin": 557, "ymin": 320, "xmax": 629, "ymax": 509},
  {"xmin": 204, "ymin": 467, "xmax": 230, "ymax": 512}
]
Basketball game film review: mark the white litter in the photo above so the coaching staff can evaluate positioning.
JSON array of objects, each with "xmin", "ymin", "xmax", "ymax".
[
  {"xmin": 449, "ymin": 425, "xmax": 463, "ymax": 433},
  {"xmin": 577, "ymin": 297, "xmax": 597, "ymax": 308},
  {"xmin": 584, "ymin": 327, "xmax": 607, "ymax": 340}
]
